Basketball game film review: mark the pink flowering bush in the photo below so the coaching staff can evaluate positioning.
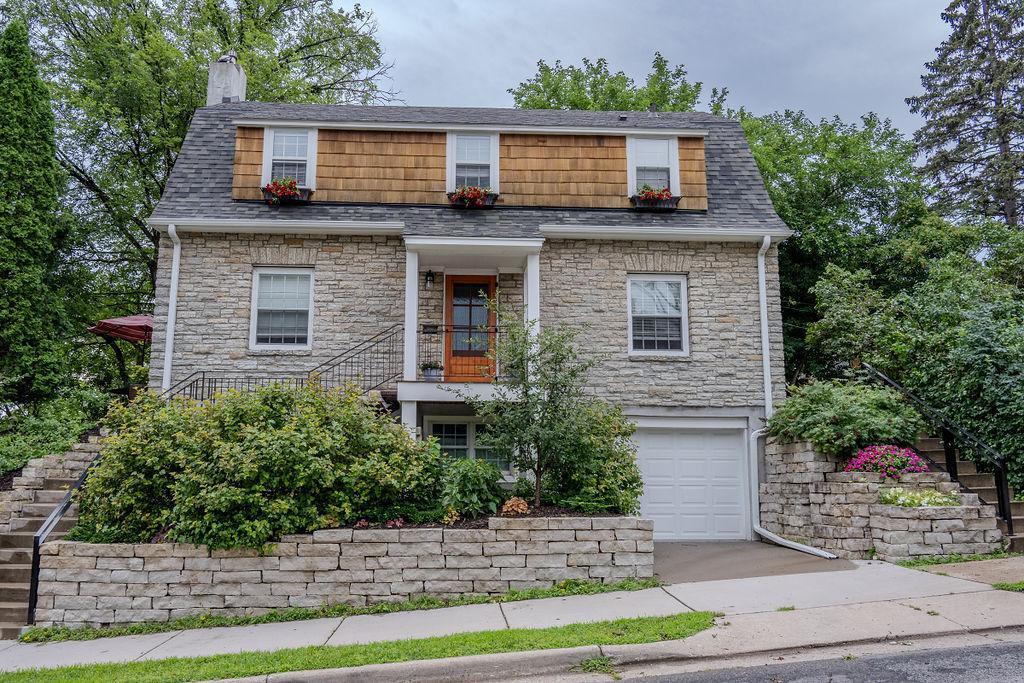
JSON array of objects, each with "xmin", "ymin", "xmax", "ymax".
[{"xmin": 844, "ymin": 445, "xmax": 928, "ymax": 479}]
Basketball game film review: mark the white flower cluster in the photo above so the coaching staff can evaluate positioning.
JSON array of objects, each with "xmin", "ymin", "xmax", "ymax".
[{"xmin": 879, "ymin": 486, "xmax": 961, "ymax": 508}]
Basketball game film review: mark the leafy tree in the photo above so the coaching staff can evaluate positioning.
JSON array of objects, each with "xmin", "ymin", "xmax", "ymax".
[
  {"xmin": 0, "ymin": 20, "xmax": 70, "ymax": 404},
  {"xmin": 907, "ymin": 0, "xmax": 1024, "ymax": 226},
  {"xmin": 509, "ymin": 52, "xmax": 729, "ymax": 113},
  {"xmin": 459, "ymin": 312, "xmax": 642, "ymax": 512},
  {"xmin": 741, "ymin": 111, "xmax": 927, "ymax": 379}
]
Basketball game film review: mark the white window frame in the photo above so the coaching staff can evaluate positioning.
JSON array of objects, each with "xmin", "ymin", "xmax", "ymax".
[
  {"xmin": 424, "ymin": 416, "xmax": 514, "ymax": 479},
  {"xmin": 626, "ymin": 274, "xmax": 690, "ymax": 357},
  {"xmin": 249, "ymin": 267, "xmax": 314, "ymax": 351},
  {"xmin": 446, "ymin": 132, "xmax": 500, "ymax": 193},
  {"xmin": 625, "ymin": 136, "xmax": 680, "ymax": 197},
  {"xmin": 261, "ymin": 127, "xmax": 318, "ymax": 190}
]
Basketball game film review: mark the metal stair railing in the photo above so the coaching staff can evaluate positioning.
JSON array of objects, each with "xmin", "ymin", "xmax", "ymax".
[
  {"xmin": 308, "ymin": 324, "xmax": 403, "ymax": 393},
  {"xmin": 860, "ymin": 362, "xmax": 1014, "ymax": 536}
]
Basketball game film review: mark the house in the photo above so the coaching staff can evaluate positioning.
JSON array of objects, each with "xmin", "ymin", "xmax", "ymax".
[{"xmin": 147, "ymin": 59, "xmax": 791, "ymax": 542}]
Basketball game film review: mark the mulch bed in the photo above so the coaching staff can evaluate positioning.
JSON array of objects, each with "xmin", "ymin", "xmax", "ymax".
[
  {"xmin": 0, "ymin": 467, "xmax": 20, "ymax": 492},
  {"xmin": 371, "ymin": 505, "xmax": 619, "ymax": 530}
]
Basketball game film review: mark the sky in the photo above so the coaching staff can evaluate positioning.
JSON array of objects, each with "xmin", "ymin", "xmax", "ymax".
[{"xmin": 359, "ymin": 0, "xmax": 951, "ymax": 135}]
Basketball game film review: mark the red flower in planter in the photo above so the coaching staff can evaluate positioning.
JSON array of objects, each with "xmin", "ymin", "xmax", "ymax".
[
  {"xmin": 635, "ymin": 184, "xmax": 673, "ymax": 201},
  {"xmin": 448, "ymin": 185, "xmax": 494, "ymax": 207},
  {"xmin": 262, "ymin": 177, "xmax": 301, "ymax": 206}
]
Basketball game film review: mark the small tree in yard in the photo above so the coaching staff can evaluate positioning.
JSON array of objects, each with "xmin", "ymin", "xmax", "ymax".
[{"xmin": 459, "ymin": 311, "xmax": 643, "ymax": 512}]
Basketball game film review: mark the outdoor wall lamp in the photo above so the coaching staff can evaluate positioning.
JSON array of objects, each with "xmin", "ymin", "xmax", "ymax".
[{"xmin": 424, "ymin": 270, "xmax": 436, "ymax": 289}]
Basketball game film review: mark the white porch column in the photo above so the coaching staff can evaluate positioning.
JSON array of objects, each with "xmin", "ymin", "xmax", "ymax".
[
  {"xmin": 525, "ymin": 252, "xmax": 541, "ymax": 328},
  {"xmin": 403, "ymin": 249, "xmax": 419, "ymax": 381},
  {"xmin": 401, "ymin": 401, "xmax": 418, "ymax": 434}
]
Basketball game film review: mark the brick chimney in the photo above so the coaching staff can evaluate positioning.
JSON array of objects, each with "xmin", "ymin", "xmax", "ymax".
[{"xmin": 206, "ymin": 51, "xmax": 247, "ymax": 106}]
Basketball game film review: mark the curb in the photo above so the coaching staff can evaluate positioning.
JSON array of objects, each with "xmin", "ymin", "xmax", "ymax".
[{"xmin": 209, "ymin": 623, "xmax": 1024, "ymax": 683}]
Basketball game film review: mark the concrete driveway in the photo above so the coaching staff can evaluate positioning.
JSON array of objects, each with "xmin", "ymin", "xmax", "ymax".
[{"xmin": 655, "ymin": 540, "xmax": 857, "ymax": 584}]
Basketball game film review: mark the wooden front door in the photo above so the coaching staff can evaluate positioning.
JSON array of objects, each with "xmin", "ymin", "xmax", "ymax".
[{"xmin": 444, "ymin": 275, "xmax": 497, "ymax": 382}]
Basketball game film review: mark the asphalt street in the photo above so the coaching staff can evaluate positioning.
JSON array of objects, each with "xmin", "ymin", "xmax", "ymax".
[{"xmin": 644, "ymin": 640, "xmax": 1024, "ymax": 682}]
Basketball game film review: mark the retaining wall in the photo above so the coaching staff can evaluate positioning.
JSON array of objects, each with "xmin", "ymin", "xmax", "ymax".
[
  {"xmin": 34, "ymin": 516, "xmax": 653, "ymax": 628},
  {"xmin": 760, "ymin": 440, "xmax": 1002, "ymax": 561}
]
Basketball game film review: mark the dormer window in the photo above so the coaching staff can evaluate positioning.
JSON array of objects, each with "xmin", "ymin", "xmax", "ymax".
[
  {"xmin": 261, "ymin": 127, "xmax": 318, "ymax": 189},
  {"xmin": 626, "ymin": 136, "xmax": 679, "ymax": 196},
  {"xmin": 446, "ymin": 133, "xmax": 500, "ymax": 192}
]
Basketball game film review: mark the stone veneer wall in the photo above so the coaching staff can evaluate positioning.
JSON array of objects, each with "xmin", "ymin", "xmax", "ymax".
[
  {"xmin": 34, "ymin": 517, "xmax": 653, "ymax": 629},
  {"xmin": 760, "ymin": 440, "xmax": 1002, "ymax": 561}
]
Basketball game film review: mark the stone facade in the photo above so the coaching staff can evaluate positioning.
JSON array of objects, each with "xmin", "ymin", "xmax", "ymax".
[
  {"xmin": 150, "ymin": 232, "xmax": 785, "ymax": 413},
  {"xmin": 34, "ymin": 517, "xmax": 653, "ymax": 629},
  {"xmin": 759, "ymin": 440, "xmax": 1002, "ymax": 560}
]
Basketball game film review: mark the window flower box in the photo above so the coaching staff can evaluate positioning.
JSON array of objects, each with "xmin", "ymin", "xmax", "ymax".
[
  {"xmin": 262, "ymin": 178, "xmax": 313, "ymax": 206},
  {"xmin": 629, "ymin": 184, "xmax": 680, "ymax": 212},
  {"xmin": 447, "ymin": 186, "xmax": 498, "ymax": 209}
]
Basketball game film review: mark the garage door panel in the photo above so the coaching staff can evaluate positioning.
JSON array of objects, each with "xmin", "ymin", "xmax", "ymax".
[{"xmin": 635, "ymin": 427, "xmax": 749, "ymax": 541}]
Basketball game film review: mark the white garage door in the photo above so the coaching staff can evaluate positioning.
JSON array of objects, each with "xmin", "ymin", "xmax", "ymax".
[{"xmin": 635, "ymin": 427, "xmax": 750, "ymax": 540}]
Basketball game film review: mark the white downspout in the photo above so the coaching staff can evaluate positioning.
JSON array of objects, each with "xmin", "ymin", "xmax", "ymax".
[
  {"xmin": 160, "ymin": 224, "xmax": 182, "ymax": 393},
  {"xmin": 750, "ymin": 235, "xmax": 837, "ymax": 559}
]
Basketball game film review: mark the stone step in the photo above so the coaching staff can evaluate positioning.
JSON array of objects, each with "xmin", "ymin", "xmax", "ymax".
[
  {"xmin": 72, "ymin": 442, "xmax": 102, "ymax": 453},
  {"xmin": 19, "ymin": 503, "xmax": 77, "ymax": 518},
  {"xmin": 0, "ymin": 584, "xmax": 28, "ymax": 603},
  {"xmin": 32, "ymin": 490, "xmax": 70, "ymax": 504},
  {"xmin": 0, "ymin": 565, "xmax": 30, "ymax": 584},
  {"xmin": 917, "ymin": 437, "xmax": 942, "ymax": 451},
  {"xmin": 957, "ymin": 473, "xmax": 997, "ymax": 490},
  {"xmin": 0, "ymin": 602, "xmax": 27, "ymax": 623},
  {"xmin": 8, "ymin": 516, "xmax": 77, "ymax": 534},
  {"xmin": 42, "ymin": 477, "xmax": 78, "ymax": 490},
  {"xmin": 0, "ymin": 533, "xmax": 35, "ymax": 549},
  {"xmin": 1007, "ymin": 534, "xmax": 1024, "ymax": 553},
  {"xmin": 0, "ymin": 622, "xmax": 23, "ymax": 640},
  {"xmin": 0, "ymin": 550, "xmax": 31, "ymax": 565},
  {"xmin": 927, "ymin": 456, "xmax": 979, "ymax": 476}
]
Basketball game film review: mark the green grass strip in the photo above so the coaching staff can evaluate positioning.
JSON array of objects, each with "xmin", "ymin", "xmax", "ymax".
[
  {"xmin": 898, "ymin": 550, "xmax": 1024, "ymax": 568},
  {"xmin": 20, "ymin": 577, "xmax": 661, "ymax": 643},
  {"xmin": 1, "ymin": 612, "xmax": 715, "ymax": 683},
  {"xmin": 993, "ymin": 581, "xmax": 1024, "ymax": 592}
]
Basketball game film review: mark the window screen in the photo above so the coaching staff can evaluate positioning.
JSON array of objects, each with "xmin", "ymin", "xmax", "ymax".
[
  {"xmin": 254, "ymin": 272, "xmax": 311, "ymax": 346},
  {"xmin": 633, "ymin": 138, "xmax": 674, "ymax": 193},
  {"xmin": 270, "ymin": 130, "xmax": 310, "ymax": 185},
  {"xmin": 629, "ymin": 278, "xmax": 686, "ymax": 351}
]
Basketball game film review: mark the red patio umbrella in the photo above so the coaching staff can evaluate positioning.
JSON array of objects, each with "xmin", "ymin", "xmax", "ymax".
[{"xmin": 87, "ymin": 314, "xmax": 153, "ymax": 344}]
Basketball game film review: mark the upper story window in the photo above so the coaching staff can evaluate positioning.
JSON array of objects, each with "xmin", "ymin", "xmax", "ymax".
[
  {"xmin": 261, "ymin": 128, "xmax": 318, "ymax": 189},
  {"xmin": 627, "ymin": 274, "xmax": 689, "ymax": 355},
  {"xmin": 626, "ymin": 137, "xmax": 680, "ymax": 196},
  {"xmin": 250, "ymin": 267, "xmax": 313, "ymax": 350},
  {"xmin": 446, "ymin": 133, "xmax": 500, "ymax": 192}
]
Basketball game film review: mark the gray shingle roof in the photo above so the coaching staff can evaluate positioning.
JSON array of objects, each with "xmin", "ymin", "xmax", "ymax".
[{"xmin": 151, "ymin": 102, "xmax": 790, "ymax": 239}]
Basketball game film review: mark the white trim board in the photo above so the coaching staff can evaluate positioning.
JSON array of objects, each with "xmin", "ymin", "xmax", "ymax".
[
  {"xmin": 149, "ymin": 219, "xmax": 405, "ymax": 235},
  {"xmin": 539, "ymin": 224, "xmax": 792, "ymax": 242},
  {"xmin": 233, "ymin": 119, "xmax": 709, "ymax": 138},
  {"xmin": 404, "ymin": 236, "xmax": 544, "ymax": 249}
]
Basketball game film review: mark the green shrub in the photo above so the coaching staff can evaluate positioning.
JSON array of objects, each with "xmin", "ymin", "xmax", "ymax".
[
  {"xmin": 0, "ymin": 387, "xmax": 109, "ymax": 475},
  {"xmin": 766, "ymin": 380, "xmax": 925, "ymax": 457},
  {"xmin": 440, "ymin": 458, "xmax": 505, "ymax": 518},
  {"xmin": 72, "ymin": 384, "xmax": 444, "ymax": 549},
  {"xmin": 878, "ymin": 487, "xmax": 960, "ymax": 507}
]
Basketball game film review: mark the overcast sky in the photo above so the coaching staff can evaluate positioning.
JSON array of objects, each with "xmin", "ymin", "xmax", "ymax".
[{"xmin": 360, "ymin": 0, "xmax": 950, "ymax": 135}]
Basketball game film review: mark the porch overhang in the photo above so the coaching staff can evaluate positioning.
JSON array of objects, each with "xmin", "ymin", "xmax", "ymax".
[
  {"xmin": 397, "ymin": 381, "xmax": 499, "ymax": 403},
  {"xmin": 403, "ymin": 236, "xmax": 544, "ymax": 270}
]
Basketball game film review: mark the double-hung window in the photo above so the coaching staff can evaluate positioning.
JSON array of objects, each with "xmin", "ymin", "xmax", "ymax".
[
  {"xmin": 626, "ymin": 137, "xmax": 680, "ymax": 196},
  {"xmin": 447, "ymin": 133, "xmax": 499, "ymax": 191},
  {"xmin": 627, "ymin": 275, "xmax": 688, "ymax": 355},
  {"xmin": 428, "ymin": 419, "xmax": 511, "ymax": 474},
  {"xmin": 262, "ymin": 128, "xmax": 317, "ymax": 188},
  {"xmin": 250, "ymin": 268, "xmax": 313, "ymax": 349}
]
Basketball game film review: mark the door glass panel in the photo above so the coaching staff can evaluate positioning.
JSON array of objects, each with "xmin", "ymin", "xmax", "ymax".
[{"xmin": 451, "ymin": 281, "xmax": 492, "ymax": 355}]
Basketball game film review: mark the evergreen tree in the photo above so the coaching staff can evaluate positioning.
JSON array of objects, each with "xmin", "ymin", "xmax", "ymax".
[
  {"xmin": 0, "ymin": 20, "xmax": 69, "ymax": 404},
  {"xmin": 907, "ymin": 0, "xmax": 1024, "ymax": 226}
]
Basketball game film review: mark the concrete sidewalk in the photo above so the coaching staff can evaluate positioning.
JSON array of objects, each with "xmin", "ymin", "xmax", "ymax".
[{"xmin": 0, "ymin": 560, "xmax": 1003, "ymax": 674}]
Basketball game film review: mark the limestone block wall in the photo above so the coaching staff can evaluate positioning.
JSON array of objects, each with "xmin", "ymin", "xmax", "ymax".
[
  {"xmin": 34, "ymin": 517, "xmax": 654, "ymax": 629},
  {"xmin": 760, "ymin": 440, "xmax": 1002, "ymax": 560}
]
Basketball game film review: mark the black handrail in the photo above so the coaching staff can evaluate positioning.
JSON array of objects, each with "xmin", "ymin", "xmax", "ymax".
[
  {"xmin": 860, "ymin": 362, "xmax": 1014, "ymax": 536},
  {"xmin": 27, "ymin": 456, "xmax": 99, "ymax": 625},
  {"xmin": 308, "ymin": 324, "xmax": 403, "ymax": 393}
]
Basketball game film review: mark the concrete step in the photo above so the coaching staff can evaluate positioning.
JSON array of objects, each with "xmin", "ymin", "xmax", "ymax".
[
  {"xmin": 0, "ymin": 550, "xmax": 31, "ymax": 565},
  {"xmin": 8, "ymin": 516, "xmax": 77, "ymax": 534},
  {"xmin": 0, "ymin": 622, "xmax": 23, "ymax": 640},
  {"xmin": 18, "ymin": 503, "xmax": 77, "ymax": 518},
  {"xmin": 957, "ymin": 473, "xmax": 996, "ymax": 490},
  {"xmin": 1007, "ymin": 534, "xmax": 1024, "ymax": 553},
  {"xmin": 0, "ymin": 565, "xmax": 30, "ymax": 584},
  {"xmin": 917, "ymin": 437, "xmax": 942, "ymax": 451},
  {"xmin": 0, "ymin": 602, "xmax": 27, "ymax": 623},
  {"xmin": 0, "ymin": 584, "xmax": 28, "ymax": 603},
  {"xmin": 0, "ymin": 533, "xmax": 35, "ymax": 549}
]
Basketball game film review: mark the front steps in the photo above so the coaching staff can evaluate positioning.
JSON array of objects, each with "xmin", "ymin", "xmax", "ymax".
[
  {"xmin": 0, "ymin": 437, "xmax": 98, "ymax": 639},
  {"xmin": 917, "ymin": 437, "xmax": 1023, "ymax": 552}
]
